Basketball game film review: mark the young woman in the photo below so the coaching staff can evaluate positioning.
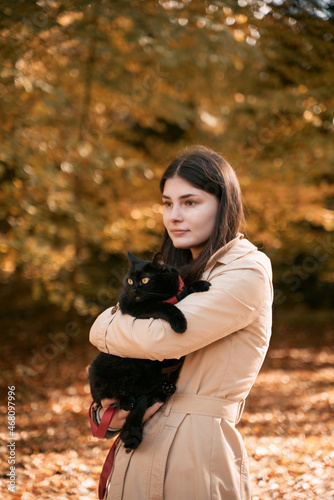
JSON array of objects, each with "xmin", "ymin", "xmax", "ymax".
[{"xmin": 89, "ymin": 146, "xmax": 273, "ymax": 500}]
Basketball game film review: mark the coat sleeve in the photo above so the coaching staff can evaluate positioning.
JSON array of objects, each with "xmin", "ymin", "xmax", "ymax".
[{"xmin": 89, "ymin": 258, "xmax": 271, "ymax": 361}]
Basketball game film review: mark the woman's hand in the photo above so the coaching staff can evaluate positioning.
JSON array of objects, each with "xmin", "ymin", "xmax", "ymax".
[
  {"xmin": 143, "ymin": 401, "xmax": 164, "ymax": 421},
  {"xmin": 100, "ymin": 398, "xmax": 163, "ymax": 429}
]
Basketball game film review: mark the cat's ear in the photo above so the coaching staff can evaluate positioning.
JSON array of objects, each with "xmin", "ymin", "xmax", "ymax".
[
  {"xmin": 152, "ymin": 252, "xmax": 166, "ymax": 270},
  {"xmin": 127, "ymin": 252, "xmax": 140, "ymax": 265}
]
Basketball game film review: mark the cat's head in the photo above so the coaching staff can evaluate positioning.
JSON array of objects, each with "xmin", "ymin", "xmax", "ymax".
[{"xmin": 124, "ymin": 252, "xmax": 179, "ymax": 303}]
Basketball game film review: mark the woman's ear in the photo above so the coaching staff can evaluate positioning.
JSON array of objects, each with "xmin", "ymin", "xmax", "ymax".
[{"xmin": 152, "ymin": 252, "xmax": 166, "ymax": 270}]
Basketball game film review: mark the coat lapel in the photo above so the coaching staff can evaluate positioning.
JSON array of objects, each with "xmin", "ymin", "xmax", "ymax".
[{"xmin": 204, "ymin": 234, "xmax": 257, "ymax": 277}]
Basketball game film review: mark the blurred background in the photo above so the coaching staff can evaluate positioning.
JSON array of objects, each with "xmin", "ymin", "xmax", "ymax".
[{"xmin": 0, "ymin": 1, "xmax": 333, "ymax": 498}]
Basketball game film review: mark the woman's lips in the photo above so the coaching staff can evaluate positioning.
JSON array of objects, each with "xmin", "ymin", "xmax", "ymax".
[{"xmin": 170, "ymin": 229, "xmax": 188, "ymax": 235}]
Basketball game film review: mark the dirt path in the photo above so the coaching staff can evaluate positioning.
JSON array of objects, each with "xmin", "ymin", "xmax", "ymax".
[{"xmin": 1, "ymin": 314, "xmax": 333, "ymax": 499}]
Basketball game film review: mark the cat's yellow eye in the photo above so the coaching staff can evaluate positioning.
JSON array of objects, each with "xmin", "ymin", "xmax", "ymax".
[
  {"xmin": 127, "ymin": 278, "xmax": 134, "ymax": 285},
  {"xmin": 141, "ymin": 277, "xmax": 150, "ymax": 284}
]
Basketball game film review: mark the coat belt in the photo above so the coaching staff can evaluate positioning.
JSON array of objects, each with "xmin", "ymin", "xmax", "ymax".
[{"xmin": 163, "ymin": 393, "xmax": 245, "ymax": 425}]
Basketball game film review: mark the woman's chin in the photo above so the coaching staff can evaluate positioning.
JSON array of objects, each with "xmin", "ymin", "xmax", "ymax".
[{"xmin": 172, "ymin": 242, "xmax": 190, "ymax": 250}]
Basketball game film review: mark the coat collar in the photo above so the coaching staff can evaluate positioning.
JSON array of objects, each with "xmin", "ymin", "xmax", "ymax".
[{"xmin": 204, "ymin": 233, "xmax": 257, "ymax": 271}]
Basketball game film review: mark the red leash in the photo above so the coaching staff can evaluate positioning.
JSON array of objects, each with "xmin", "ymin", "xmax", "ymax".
[{"xmin": 89, "ymin": 403, "xmax": 121, "ymax": 499}]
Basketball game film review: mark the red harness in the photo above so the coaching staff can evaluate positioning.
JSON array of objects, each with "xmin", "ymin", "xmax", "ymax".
[{"xmin": 163, "ymin": 276, "xmax": 185, "ymax": 304}]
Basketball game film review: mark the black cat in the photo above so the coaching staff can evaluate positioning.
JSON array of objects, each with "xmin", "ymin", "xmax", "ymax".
[{"xmin": 89, "ymin": 252, "xmax": 210, "ymax": 451}]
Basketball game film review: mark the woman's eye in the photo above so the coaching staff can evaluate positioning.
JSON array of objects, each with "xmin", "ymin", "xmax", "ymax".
[
  {"xmin": 185, "ymin": 200, "xmax": 196, "ymax": 206},
  {"xmin": 141, "ymin": 277, "xmax": 150, "ymax": 284},
  {"xmin": 127, "ymin": 278, "xmax": 134, "ymax": 285}
]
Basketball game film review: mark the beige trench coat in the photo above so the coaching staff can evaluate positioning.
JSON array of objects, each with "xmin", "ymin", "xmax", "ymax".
[{"xmin": 89, "ymin": 234, "xmax": 273, "ymax": 500}]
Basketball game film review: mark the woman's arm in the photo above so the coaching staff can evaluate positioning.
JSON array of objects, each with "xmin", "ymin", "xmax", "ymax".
[{"xmin": 90, "ymin": 257, "xmax": 272, "ymax": 361}]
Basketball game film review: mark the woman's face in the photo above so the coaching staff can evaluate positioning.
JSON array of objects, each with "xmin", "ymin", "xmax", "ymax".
[{"xmin": 162, "ymin": 176, "xmax": 219, "ymax": 259}]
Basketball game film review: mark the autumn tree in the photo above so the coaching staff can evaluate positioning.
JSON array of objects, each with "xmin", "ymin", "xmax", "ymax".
[{"xmin": 0, "ymin": 0, "xmax": 333, "ymax": 314}]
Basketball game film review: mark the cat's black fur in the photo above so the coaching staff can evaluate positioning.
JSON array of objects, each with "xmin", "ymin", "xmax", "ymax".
[{"xmin": 89, "ymin": 252, "xmax": 210, "ymax": 451}]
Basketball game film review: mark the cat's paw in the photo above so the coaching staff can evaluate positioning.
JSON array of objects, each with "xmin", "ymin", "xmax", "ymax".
[
  {"xmin": 190, "ymin": 280, "xmax": 211, "ymax": 293},
  {"xmin": 122, "ymin": 401, "xmax": 135, "ymax": 411},
  {"xmin": 161, "ymin": 381, "xmax": 176, "ymax": 395},
  {"xmin": 122, "ymin": 427, "xmax": 143, "ymax": 451},
  {"xmin": 170, "ymin": 313, "xmax": 187, "ymax": 334},
  {"xmin": 123, "ymin": 436, "xmax": 142, "ymax": 451}
]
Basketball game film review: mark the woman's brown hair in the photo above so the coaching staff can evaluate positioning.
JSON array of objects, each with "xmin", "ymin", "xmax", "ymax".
[{"xmin": 160, "ymin": 146, "xmax": 244, "ymax": 284}]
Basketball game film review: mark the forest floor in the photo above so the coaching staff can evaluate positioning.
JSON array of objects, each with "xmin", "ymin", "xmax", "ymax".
[{"xmin": 0, "ymin": 308, "xmax": 333, "ymax": 499}]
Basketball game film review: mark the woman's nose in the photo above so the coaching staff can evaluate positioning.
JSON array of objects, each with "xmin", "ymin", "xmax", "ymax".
[{"xmin": 170, "ymin": 204, "xmax": 183, "ymax": 221}]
